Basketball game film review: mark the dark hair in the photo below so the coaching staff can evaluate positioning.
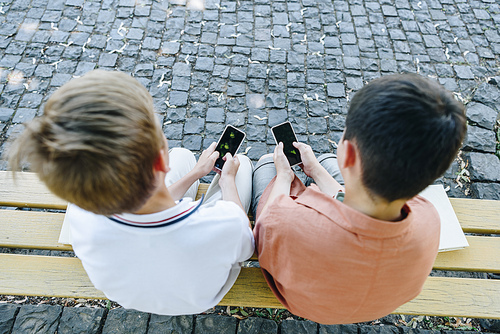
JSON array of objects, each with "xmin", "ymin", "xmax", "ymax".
[{"xmin": 344, "ymin": 74, "xmax": 467, "ymax": 201}]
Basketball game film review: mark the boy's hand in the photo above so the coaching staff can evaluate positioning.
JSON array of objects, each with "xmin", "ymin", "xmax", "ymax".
[
  {"xmin": 294, "ymin": 142, "xmax": 321, "ymax": 178},
  {"xmin": 274, "ymin": 142, "xmax": 295, "ymax": 183},
  {"xmin": 220, "ymin": 152, "xmax": 240, "ymax": 179},
  {"xmin": 193, "ymin": 142, "xmax": 219, "ymax": 177}
]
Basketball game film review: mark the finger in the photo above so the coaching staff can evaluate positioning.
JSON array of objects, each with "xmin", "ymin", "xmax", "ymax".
[
  {"xmin": 210, "ymin": 151, "xmax": 219, "ymax": 161},
  {"xmin": 232, "ymin": 154, "xmax": 240, "ymax": 167},
  {"xmin": 207, "ymin": 142, "xmax": 217, "ymax": 153},
  {"xmin": 223, "ymin": 152, "xmax": 233, "ymax": 161}
]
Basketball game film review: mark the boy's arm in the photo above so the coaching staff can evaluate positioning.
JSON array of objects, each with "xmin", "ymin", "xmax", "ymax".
[
  {"xmin": 218, "ymin": 153, "xmax": 253, "ymax": 229},
  {"xmin": 168, "ymin": 143, "xmax": 219, "ymax": 201},
  {"xmin": 294, "ymin": 142, "xmax": 344, "ymax": 197},
  {"xmin": 260, "ymin": 143, "xmax": 295, "ymax": 215},
  {"xmin": 218, "ymin": 153, "xmax": 244, "ymax": 210}
]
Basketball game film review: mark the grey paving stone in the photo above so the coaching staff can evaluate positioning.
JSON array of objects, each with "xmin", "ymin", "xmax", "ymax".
[
  {"xmin": 12, "ymin": 108, "xmax": 37, "ymax": 123},
  {"xmin": 319, "ymin": 324, "xmax": 358, "ymax": 334},
  {"xmin": 183, "ymin": 135, "xmax": 203, "ymax": 151},
  {"xmin": 195, "ymin": 57, "xmax": 215, "ymax": 71},
  {"xmin": 280, "ymin": 319, "xmax": 318, "ymax": 333},
  {"xmin": 265, "ymin": 93, "xmax": 286, "ymax": 109},
  {"xmin": 169, "ymin": 91, "xmax": 188, "ymax": 107},
  {"xmin": 0, "ymin": 304, "xmax": 19, "ymax": 334},
  {"xmin": 268, "ymin": 109, "xmax": 287, "ymax": 126},
  {"xmin": 162, "ymin": 42, "xmax": 181, "ymax": 55},
  {"xmin": 472, "ymin": 82, "xmax": 500, "ymax": 110},
  {"xmin": 479, "ymin": 318, "xmax": 500, "ymax": 332},
  {"xmin": 184, "ymin": 117, "xmax": 205, "ymax": 134},
  {"xmin": 148, "ymin": 314, "xmax": 194, "ymax": 334},
  {"xmin": 247, "ymin": 141, "xmax": 269, "ymax": 160},
  {"xmin": 0, "ymin": 108, "xmax": 15, "ymax": 122},
  {"xmin": 359, "ymin": 325, "xmax": 400, "ymax": 334},
  {"xmin": 471, "ymin": 183, "xmax": 500, "ymax": 200},
  {"xmin": 327, "ymin": 83, "xmax": 345, "ymax": 97},
  {"xmin": 58, "ymin": 307, "xmax": 105, "ymax": 334},
  {"xmin": 12, "ymin": 305, "xmax": 62, "ymax": 334},
  {"xmin": 102, "ymin": 309, "xmax": 149, "ymax": 334},
  {"xmin": 466, "ymin": 152, "xmax": 500, "ymax": 182},
  {"xmin": 206, "ymin": 107, "xmax": 225, "ymax": 122},
  {"xmin": 463, "ymin": 125, "xmax": 497, "ymax": 153},
  {"xmin": 237, "ymin": 317, "xmax": 278, "ymax": 333},
  {"xmin": 454, "ymin": 65, "xmax": 475, "ymax": 79}
]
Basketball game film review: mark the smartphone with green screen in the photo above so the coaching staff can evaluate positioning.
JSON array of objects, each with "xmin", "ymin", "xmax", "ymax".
[
  {"xmin": 214, "ymin": 125, "xmax": 246, "ymax": 171},
  {"xmin": 271, "ymin": 121, "xmax": 302, "ymax": 167}
]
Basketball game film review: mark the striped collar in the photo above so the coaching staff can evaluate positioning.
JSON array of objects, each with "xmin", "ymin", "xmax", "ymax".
[{"xmin": 108, "ymin": 195, "xmax": 204, "ymax": 228}]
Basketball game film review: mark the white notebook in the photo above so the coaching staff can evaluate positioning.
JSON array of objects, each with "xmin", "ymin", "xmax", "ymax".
[
  {"xmin": 418, "ymin": 184, "xmax": 469, "ymax": 252},
  {"xmin": 58, "ymin": 203, "xmax": 73, "ymax": 245}
]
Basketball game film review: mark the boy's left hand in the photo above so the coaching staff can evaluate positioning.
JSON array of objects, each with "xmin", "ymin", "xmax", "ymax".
[{"xmin": 193, "ymin": 142, "xmax": 219, "ymax": 177}]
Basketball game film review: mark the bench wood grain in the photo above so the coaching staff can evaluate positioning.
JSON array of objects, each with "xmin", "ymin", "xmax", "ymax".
[{"xmin": 1, "ymin": 171, "xmax": 499, "ymax": 320}]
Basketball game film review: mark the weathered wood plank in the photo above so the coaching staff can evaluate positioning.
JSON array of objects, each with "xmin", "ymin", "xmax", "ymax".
[
  {"xmin": 0, "ymin": 210, "xmax": 72, "ymax": 251},
  {"xmin": 450, "ymin": 198, "xmax": 500, "ymax": 234},
  {"xmin": 0, "ymin": 253, "xmax": 106, "ymax": 299},
  {"xmin": 0, "ymin": 172, "xmax": 67, "ymax": 210},
  {"xmin": 433, "ymin": 236, "xmax": 500, "ymax": 273},
  {"xmin": 395, "ymin": 276, "xmax": 500, "ymax": 319},
  {"xmin": 2, "ymin": 172, "xmax": 499, "ymax": 234},
  {"xmin": 1, "ymin": 254, "xmax": 499, "ymax": 319},
  {"xmin": 2, "ymin": 209, "xmax": 498, "ymax": 273}
]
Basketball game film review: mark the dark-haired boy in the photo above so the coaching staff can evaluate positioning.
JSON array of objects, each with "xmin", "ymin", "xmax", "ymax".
[{"xmin": 252, "ymin": 74, "xmax": 467, "ymax": 324}]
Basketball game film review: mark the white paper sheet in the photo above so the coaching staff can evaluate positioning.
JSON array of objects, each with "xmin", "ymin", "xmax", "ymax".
[{"xmin": 419, "ymin": 184, "xmax": 469, "ymax": 252}]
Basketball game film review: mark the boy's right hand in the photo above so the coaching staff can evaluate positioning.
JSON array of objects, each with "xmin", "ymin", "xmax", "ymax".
[
  {"xmin": 293, "ymin": 142, "xmax": 322, "ymax": 178},
  {"xmin": 220, "ymin": 153, "xmax": 240, "ymax": 180},
  {"xmin": 193, "ymin": 142, "xmax": 219, "ymax": 177}
]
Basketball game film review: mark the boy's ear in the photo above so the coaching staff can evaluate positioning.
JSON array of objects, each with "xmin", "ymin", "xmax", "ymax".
[
  {"xmin": 341, "ymin": 140, "xmax": 359, "ymax": 169},
  {"xmin": 154, "ymin": 149, "xmax": 170, "ymax": 173}
]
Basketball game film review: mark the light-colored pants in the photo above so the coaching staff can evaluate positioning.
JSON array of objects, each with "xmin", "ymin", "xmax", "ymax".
[
  {"xmin": 164, "ymin": 148, "xmax": 253, "ymax": 214},
  {"xmin": 251, "ymin": 153, "xmax": 344, "ymax": 216}
]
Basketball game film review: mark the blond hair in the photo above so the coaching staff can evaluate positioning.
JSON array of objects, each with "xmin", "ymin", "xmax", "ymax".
[{"xmin": 9, "ymin": 70, "xmax": 164, "ymax": 215}]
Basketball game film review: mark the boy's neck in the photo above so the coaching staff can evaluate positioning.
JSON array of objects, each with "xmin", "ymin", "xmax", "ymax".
[
  {"xmin": 133, "ymin": 181, "xmax": 176, "ymax": 215},
  {"xmin": 343, "ymin": 187, "xmax": 407, "ymax": 222}
]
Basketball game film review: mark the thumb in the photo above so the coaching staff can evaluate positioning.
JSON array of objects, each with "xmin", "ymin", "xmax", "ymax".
[{"xmin": 210, "ymin": 150, "xmax": 219, "ymax": 161}]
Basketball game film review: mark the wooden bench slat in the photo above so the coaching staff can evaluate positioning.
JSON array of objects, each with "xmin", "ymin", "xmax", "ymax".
[
  {"xmin": 433, "ymin": 236, "xmax": 500, "ymax": 273},
  {"xmin": 395, "ymin": 276, "xmax": 500, "ymax": 319},
  {"xmin": 0, "ymin": 210, "xmax": 72, "ymax": 251},
  {"xmin": 0, "ymin": 253, "xmax": 105, "ymax": 299},
  {"xmin": 450, "ymin": 198, "xmax": 500, "ymax": 234},
  {"xmin": 1, "ymin": 253, "xmax": 499, "ymax": 319},
  {"xmin": 2, "ymin": 210, "xmax": 498, "ymax": 273},
  {"xmin": 1, "ymin": 172, "xmax": 499, "ymax": 234},
  {"xmin": 0, "ymin": 172, "xmax": 67, "ymax": 210}
]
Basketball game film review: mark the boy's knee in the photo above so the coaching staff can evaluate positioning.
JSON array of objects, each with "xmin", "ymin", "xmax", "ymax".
[
  {"xmin": 317, "ymin": 153, "xmax": 337, "ymax": 163},
  {"xmin": 258, "ymin": 153, "xmax": 273, "ymax": 162},
  {"xmin": 169, "ymin": 147, "xmax": 196, "ymax": 161}
]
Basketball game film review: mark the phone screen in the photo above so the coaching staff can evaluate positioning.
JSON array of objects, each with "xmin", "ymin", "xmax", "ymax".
[
  {"xmin": 214, "ymin": 125, "xmax": 246, "ymax": 170},
  {"xmin": 271, "ymin": 121, "xmax": 302, "ymax": 166}
]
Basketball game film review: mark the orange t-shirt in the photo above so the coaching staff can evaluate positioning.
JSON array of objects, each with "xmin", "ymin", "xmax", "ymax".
[{"xmin": 254, "ymin": 177, "xmax": 440, "ymax": 325}]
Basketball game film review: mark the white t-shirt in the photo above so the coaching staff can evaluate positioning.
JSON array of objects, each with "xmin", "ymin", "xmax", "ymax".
[{"xmin": 68, "ymin": 197, "xmax": 254, "ymax": 315}]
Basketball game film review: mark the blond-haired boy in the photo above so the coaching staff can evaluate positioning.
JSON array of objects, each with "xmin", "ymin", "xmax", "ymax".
[{"xmin": 10, "ymin": 70, "xmax": 254, "ymax": 315}]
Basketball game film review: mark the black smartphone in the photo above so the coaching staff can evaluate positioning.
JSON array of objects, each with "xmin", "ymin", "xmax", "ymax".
[
  {"xmin": 271, "ymin": 121, "xmax": 302, "ymax": 167},
  {"xmin": 214, "ymin": 125, "xmax": 246, "ymax": 171}
]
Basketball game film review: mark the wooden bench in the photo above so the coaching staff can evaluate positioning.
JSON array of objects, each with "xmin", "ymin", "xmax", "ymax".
[{"xmin": 1, "ymin": 171, "xmax": 500, "ymax": 320}]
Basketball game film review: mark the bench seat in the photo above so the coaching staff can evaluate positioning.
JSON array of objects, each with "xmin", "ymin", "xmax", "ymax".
[{"xmin": 1, "ymin": 171, "xmax": 499, "ymax": 319}]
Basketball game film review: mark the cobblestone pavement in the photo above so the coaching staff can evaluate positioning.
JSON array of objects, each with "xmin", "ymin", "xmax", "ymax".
[{"xmin": 0, "ymin": 0, "xmax": 499, "ymax": 332}]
